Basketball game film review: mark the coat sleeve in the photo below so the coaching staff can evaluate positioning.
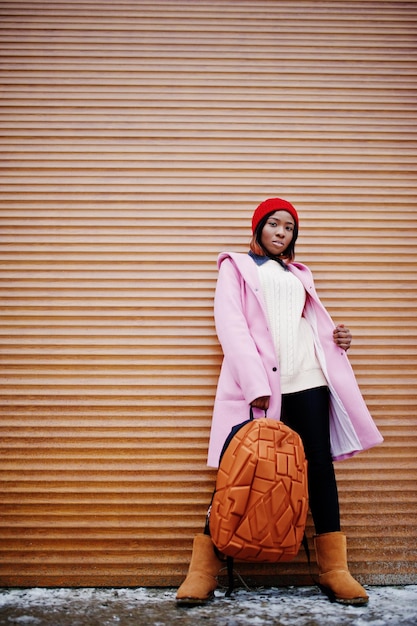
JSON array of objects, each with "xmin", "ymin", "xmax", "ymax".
[{"xmin": 214, "ymin": 257, "xmax": 272, "ymax": 404}]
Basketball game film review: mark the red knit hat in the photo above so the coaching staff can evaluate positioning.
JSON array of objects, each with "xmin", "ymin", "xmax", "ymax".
[{"xmin": 251, "ymin": 197, "xmax": 299, "ymax": 233}]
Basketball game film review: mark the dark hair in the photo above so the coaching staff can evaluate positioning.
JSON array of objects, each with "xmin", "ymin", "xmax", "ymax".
[{"xmin": 249, "ymin": 212, "xmax": 298, "ymax": 262}]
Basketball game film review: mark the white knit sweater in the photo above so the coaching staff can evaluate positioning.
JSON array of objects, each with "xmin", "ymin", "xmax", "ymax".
[{"xmin": 258, "ymin": 259, "xmax": 327, "ymax": 394}]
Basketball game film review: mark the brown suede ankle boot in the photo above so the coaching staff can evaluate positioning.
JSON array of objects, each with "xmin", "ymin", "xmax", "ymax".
[
  {"xmin": 314, "ymin": 532, "xmax": 369, "ymax": 605},
  {"xmin": 176, "ymin": 534, "xmax": 223, "ymax": 606}
]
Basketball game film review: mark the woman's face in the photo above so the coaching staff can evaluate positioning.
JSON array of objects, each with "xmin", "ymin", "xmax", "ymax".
[{"xmin": 260, "ymin": 210, "xmax": 295, "ymax": 257}]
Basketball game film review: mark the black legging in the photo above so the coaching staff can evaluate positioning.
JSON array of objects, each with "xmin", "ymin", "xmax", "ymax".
[{"xmin": 280, "ymin": 386, "xmax": 341, "ymax": 535}]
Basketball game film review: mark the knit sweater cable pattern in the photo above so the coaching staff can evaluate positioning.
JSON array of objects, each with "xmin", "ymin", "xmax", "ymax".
[{"xmin": 257, "ymin": 259, "xmax": 327, "ymax": 395}]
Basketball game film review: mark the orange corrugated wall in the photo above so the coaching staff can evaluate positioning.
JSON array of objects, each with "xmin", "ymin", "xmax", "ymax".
[{"xmin": 0, "ymin": 0, "xmax": 416, "ymax": 587}]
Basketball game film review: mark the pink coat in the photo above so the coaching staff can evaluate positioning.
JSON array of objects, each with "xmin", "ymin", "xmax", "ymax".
[{"xmin": 207, "ymin": 252, "xmax": 383, "ymax": 468}]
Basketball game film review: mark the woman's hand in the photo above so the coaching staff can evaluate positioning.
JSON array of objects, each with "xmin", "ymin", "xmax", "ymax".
[
  {"xmin": 333, "ymin": 324, "xmax": 352, "ymax": 351},
  {"xmin": 250, "ymin": 396, "xmax": 270, "ymax": 411}
]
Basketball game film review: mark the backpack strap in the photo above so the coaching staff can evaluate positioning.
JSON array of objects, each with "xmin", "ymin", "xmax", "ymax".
[
  {"xmin": 225, "ymin": 556, "xmax": 235, "ymax": 597},
  {"xmin": 302, "ymin": 532, "xmax": 311, "ymax": 568},
  {"xmin": 249, "ymin": 406, "xmax": 267, "ymax": 420}
]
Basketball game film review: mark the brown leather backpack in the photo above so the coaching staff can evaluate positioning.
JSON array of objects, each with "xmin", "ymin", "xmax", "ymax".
[{"xmin": 208, "ymin": 413, "xmax": 308, "ymax": 592}]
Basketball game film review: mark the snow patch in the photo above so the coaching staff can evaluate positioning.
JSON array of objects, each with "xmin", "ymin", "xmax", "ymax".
[{"xmin": 0, "ymin": 585, "xmax": 417, "ymax": 626}]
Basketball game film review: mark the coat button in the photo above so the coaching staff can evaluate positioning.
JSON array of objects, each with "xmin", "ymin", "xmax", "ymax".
[{"xmin": 272, "ymin": 367, "xmax": 277, "ymax": 372}]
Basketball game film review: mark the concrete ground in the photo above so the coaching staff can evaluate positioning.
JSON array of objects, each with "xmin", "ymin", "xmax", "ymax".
[{"xmin": 1, "ymin": 585, "xmax": 417, "ymax": 626}]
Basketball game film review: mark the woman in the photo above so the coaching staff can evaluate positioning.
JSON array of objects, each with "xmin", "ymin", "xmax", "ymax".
[{"xmin": 176, "ymin": 197, "xmax": 383, "ymax": 607}]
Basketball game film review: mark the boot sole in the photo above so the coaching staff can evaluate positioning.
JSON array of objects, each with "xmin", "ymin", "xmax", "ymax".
[
  {"xmin": 176, "ymin": 592, "xmax": 215, "ymax": 607},
  {"xmin": 318, "ymin": 584, "xmax": 369, "ymax": 606}
]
